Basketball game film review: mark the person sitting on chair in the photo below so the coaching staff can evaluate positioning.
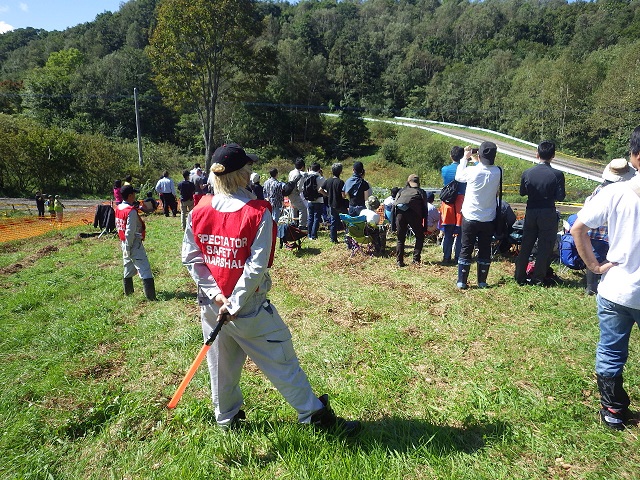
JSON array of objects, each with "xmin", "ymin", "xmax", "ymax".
[
  {"xmin": 425, "ymin": 191, "xmax": 440, "ymax": 235},
  {"xmin": 140, "ymin": 191, "xmax": 159, "ymax": 215},
  {"xmin": 360, "ymin": 195, "xmax": 381, "ymax": 226}
]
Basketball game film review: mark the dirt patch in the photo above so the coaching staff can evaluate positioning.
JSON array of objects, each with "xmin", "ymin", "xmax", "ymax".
[
  {"xmin": 329, "ymin": 305, "xmax": 384, "ymax": 330},
  {"xmin": 73, "ymin": 358, "xmax": 126, "ymax": 381},
  {"xmin": 0, "ymin": 244, "xmax": 59, "ymax": 275}
]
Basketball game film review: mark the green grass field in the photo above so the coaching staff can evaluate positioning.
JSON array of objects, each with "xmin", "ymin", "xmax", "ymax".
[{"xmin": 1, "ymin": 214, "xmax": 639, "ymax": 480}]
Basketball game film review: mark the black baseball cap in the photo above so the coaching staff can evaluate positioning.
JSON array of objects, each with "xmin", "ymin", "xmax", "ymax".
[
  {"xmin": 120, "ymin": 185, "xmax": 140, "ymax": 198},
  {"xmin": 478, "ymin": 141, "xmax": 497, "ymax": 165},
  {"xmin": 211, "ymin": 143, "xmax": 254, "ymax": 176}
]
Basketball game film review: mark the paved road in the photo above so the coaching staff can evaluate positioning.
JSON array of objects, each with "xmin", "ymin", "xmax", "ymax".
[
  {"xmin": 371, "ymin": 117, "xmax": 607, "ymax": 182},
  {"xmin": 431, "ymin": 124, "xmax": 604, "ymax": 181}
]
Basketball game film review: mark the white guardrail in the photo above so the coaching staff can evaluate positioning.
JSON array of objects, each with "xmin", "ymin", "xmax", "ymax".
[{"xmin": 327, "ymin": 113, "xmax": 602, "ymax": 183}]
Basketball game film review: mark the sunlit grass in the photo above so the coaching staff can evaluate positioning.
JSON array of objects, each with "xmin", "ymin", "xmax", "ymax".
[{"xmin": 1, "ymin": 218, "xmax": 638, "ymax": 479}]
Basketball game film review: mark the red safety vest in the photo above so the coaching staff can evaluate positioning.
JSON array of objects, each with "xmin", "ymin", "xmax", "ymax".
[
  {"xmin": 115, "ymin": 203, "xmax": 146, "ymax": 241},
  {"xmin": 191, "ymin": 195, "xmax": 275, "ymax": 297}
]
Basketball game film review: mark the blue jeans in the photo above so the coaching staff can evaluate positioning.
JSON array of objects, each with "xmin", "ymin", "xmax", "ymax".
[
  {"xmin": 271, "ymin": 206, "xmax": 282, "ymax": 222},
  {"xmin": 442, "ymin": 224, "xmax": 461, "ymax": 262},
  {"xmin": 307, "ymin": 202, "xmax": 323, "ymax": 239},
  {"xmin": 596, "ymin": 295, "xmax": 640, "ymax": 378}
]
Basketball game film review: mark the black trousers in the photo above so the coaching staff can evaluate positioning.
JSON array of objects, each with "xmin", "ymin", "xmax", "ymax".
[
  {"xmin": 396, "ymin": 209, "xmax": 424, "ymax": 263},
  {"xmin": 160, "ymin": 193, "xmax": 178, "ymax": 216},
  {"xmin": 514, "ymin": 208, "xmax": 558, "ymax": 283},
  {"xmin": 459, "ymin": 217, "xmax": 494, "ymax": 264}
]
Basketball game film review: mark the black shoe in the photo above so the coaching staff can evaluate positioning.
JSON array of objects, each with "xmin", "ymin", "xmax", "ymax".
[
  {"xmin": 600, "ymin": 407, "xmax": 626, "ymax": 431},
  {"xmin": 220, "ymin": 409, "xmax": 246, "ymax": 431},
  {"xmin": 397, "ymin": 261, "xmax": 405, "ymax": 267},
  {"xmin": 310, "ymin": 394, "xmax": 361, "ymax": 436}
]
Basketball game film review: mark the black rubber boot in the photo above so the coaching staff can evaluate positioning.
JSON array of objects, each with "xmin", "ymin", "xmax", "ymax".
[
  {"xmin": 597, "ymin": 374, "xmax": 631, "ymax": 430},
  {"xmin": 396, "ymin": 242, "xmax": 405, "ymax": 267},
  {"xmin": 123, "ymin": 277, "xmax": 134, "ymax": 295},
  {"xmin": 457, "ymin": 262, "xmax": 470, "ymax": 289},
  {"xmin": 477, "ymin": 260, "xmax": 491, "ymax": 288},
  {"xmin": 142, "ymin": 278, "xmax": 157, "ymax": 301},
  {"xmin": 585, "ymin": 270, "xmax": 600, "ymax": 295},
  {"xmin": 310, "ymin": 394, "xmax": 361, "ymax": 436}
]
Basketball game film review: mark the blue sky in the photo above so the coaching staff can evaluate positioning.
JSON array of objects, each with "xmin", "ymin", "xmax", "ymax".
[{"xmin": 0, "ymin": 1, "xmax": 123, "ymax": 34}]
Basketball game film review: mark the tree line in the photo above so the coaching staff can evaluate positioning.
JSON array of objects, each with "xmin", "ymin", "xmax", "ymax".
[{"xmin": 1, "ymin": 0, "xmax": 640, "ymax": 194}]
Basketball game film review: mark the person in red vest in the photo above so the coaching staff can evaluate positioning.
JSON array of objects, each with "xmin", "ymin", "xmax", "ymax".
[
  {"xmin": 182, "ymin": 143, "xmax": 360, "ymax": 434},
  {"xmin": 115, "ymin": 185, "xmax": 156, "ymax": 300}
]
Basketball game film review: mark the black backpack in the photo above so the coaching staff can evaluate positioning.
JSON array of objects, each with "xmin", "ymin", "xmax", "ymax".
[
  {"xmin": 439, "ymin": 180, "xmax": 459, "ymax": 204},
  {"xmin": 302, "ymin": 174, "xmax": 320, "ymax": 200},
  {"xmin": 282, "ymin": 175, "xmax": 301, "ymax": 196}
]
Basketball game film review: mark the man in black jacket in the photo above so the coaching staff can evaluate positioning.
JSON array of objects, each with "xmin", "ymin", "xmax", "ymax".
[
  {"xmin": 394, "ymin": 174, "xmax": 427, "ymax": 267},
  {"xmin": 514, "ymin": 141, "xmax": 565, "ymax": 285}
]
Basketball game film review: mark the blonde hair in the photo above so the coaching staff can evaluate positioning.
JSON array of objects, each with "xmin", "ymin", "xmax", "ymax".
[{"xmin": 210, "ymin": 164, "xmax": 252, "ymax": 195}]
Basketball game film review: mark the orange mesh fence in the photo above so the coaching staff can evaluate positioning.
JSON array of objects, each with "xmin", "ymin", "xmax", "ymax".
[{"xmin": 0, "ymin": 206, "xmax": 98, "ymax": 243}]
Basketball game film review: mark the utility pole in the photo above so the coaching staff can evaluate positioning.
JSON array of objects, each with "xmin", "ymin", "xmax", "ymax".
[{"xmin": 134, "ymin": 87, "xmax": 143, "ymax": 167}]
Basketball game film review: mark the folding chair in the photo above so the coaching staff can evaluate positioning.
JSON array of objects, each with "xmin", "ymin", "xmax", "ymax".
[
  {"xmin": 277, "ymin": 223, "xmax": 307, "ymax": 250},
  {"xmin": 339, "ymin": 214, "xmax": 386, "ymax": 257}
]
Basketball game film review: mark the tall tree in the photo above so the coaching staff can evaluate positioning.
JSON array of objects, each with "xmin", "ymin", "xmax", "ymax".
[
  {"xmin": 22, "ymin": 48, "xmax": 85, "ymax": 126},
  {"xmin": 148, "ymin": 0, "xmax": 268, "ymax": 171}
]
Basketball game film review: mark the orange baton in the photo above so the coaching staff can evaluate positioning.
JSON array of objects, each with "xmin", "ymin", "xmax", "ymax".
[{"xmin": 167, "ymin": 312, "xmax": 228, "ymax": 409}]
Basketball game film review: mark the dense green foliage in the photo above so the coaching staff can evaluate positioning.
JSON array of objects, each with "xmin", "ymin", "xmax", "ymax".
[
  {"xmin": 2, "ymin": 0, "xmax": 639, "ymax": 194},
  {"xmin": 0, "ymin": 113, "xmax": 189, "ymax": 196},
  {"xmin": 148, "ymin": 0, "xmax": 275, "ymax": 171}
]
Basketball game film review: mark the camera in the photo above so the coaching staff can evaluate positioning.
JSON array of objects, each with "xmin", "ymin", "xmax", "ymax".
[{"xmin": 471, "ymin": 148, "xmax": 478, "ymax": 154}]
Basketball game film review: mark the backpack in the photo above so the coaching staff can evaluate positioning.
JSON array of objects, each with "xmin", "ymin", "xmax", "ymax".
[
  {"xmin": 395, "ymin": 187, "xmax": 425, "ymax": 214},
  {"xmin": 302, "ymin": 174, "xmax": 320, "ymax": 200},
  {"xmin": 559, "ymin": 233, "xmax": 585, "ymax": 270},
  {"xmin": 439, "ymin": 180, "xmax": 459, "ymax": 204},
  {"xmin": 282, "ymin": 175, "xmax": 301, "ymax": 197}
]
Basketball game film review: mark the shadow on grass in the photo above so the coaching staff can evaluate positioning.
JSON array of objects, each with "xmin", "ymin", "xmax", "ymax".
[
  {"xmin": 290, "ymin": 246, "xmax": 322, "ymax": 257},
  {"xmin": 159, "ymin": 290, "xmax": 198, "ymax": 301},
  {"xmin": 195, "ymin": 410, "xmax": 510, "ymax": 457},
  {"xmin": 355, "ymin": 415, "xmax": 511, "ymax": 455}
]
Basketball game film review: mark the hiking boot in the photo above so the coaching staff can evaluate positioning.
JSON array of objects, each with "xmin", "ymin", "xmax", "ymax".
[
  {"xmin": 600, "ymin": 407, "xmax": 626, "ymax": 431},
  {"xmin": 310, "ymin": 394, "xmax": 361, "ymax": 436}
]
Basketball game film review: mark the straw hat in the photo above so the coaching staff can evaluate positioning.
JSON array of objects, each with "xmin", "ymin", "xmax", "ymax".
[{"xmin": 602, "ymin": 158, "xmax": 636, "ymax": 183}]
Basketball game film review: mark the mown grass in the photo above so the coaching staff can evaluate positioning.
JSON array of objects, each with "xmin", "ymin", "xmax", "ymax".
[{"xmin": 1, "ymin": 215, "xmax": 639, "ymax": 480}]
